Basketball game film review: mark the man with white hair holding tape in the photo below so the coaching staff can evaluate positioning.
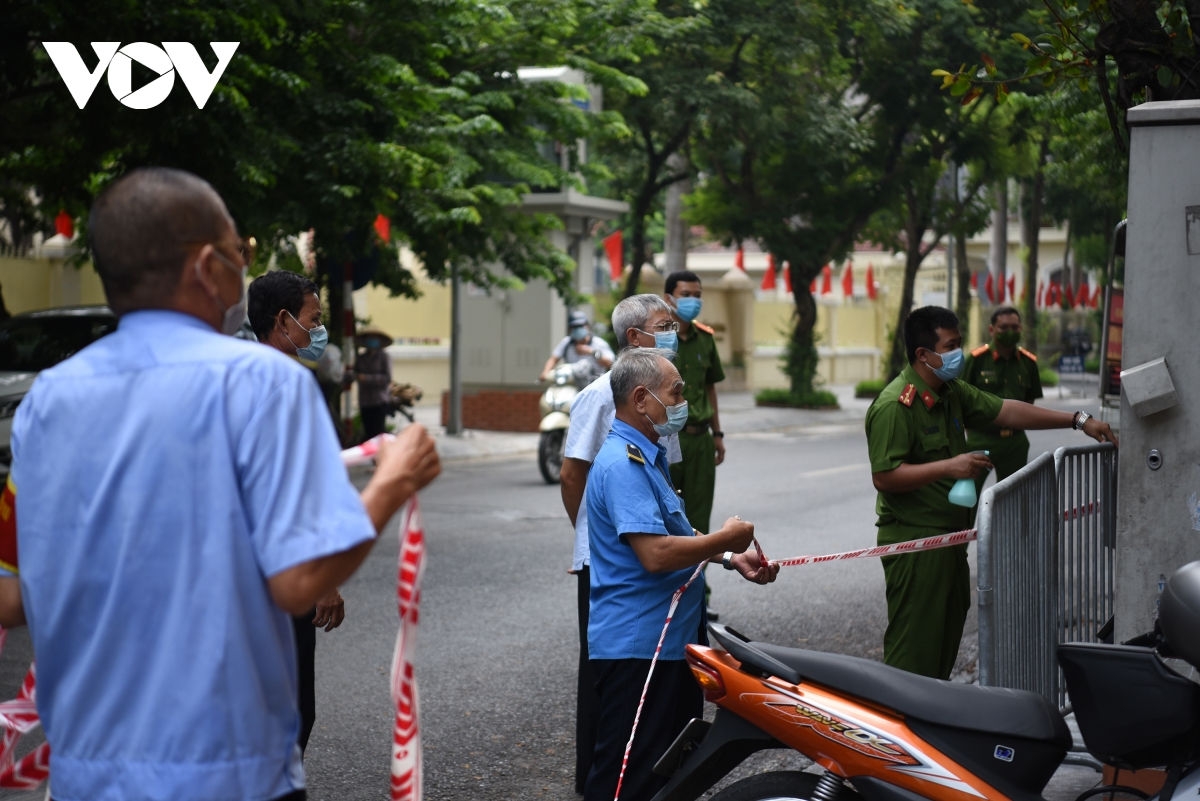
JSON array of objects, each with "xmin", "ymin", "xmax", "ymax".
[{"xmin": 582, "ymin": 347, "xmax": 778, "ymax": 801}]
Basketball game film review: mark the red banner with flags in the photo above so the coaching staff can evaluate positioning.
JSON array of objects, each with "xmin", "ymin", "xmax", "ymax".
[
  {"xmin": 603, "ymin": 232, "xmax": 623, "ymax": 281},
  {"xmin": 820, "ymin": 264, "xmax": 832, "ymax": 295},
  {"xmin": 734, "ymin": 247, "xmax": 745, "ymax": 271},
  {"xmin": 865, "ymin": 263, "xmax": 877, "ymax": 300},
  {"xmin": 841, "ymin": 262, "xmax": 854, "ymax": 297}
]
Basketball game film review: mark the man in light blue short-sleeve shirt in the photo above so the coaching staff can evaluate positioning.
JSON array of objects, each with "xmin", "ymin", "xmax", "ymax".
[{"xmin": 0, "ymin": 168, "xmax": 441, "ymax": 801}]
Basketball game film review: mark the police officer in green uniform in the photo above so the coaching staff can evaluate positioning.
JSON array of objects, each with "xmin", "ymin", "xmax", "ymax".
[
  {"xmin": 963, "ymin": 306, "xmax": 1043, "ymax": 496},
  {"xmin": 664, "ymin": 270, "xmax": 725, "ymax": 535},
  {"xmin": 865, "ymin": 306, "xmax": 1118, "ymax": 678}
]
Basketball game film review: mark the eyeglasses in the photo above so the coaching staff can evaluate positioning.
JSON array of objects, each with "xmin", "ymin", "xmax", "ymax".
[
  {"xmin": 647, "ymin": 320, "xmax": 679, "ymax": 333},
  {"xmin": 186, "ymin": 236, "xmax": 255, "ymax": 267}
]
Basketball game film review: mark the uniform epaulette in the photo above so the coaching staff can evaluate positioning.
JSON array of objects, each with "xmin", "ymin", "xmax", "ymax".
[
  {"xmin": 898, "ymin": 384, "xmax": 916, "ymax": 407},
  {"xmin": 1018, "ymin": 347, "xmax": 1038, "ymax": 362},
  {"xmin": 970, "ymin": 344, "xmax": 990, "ymax": 358},
  {"xmin": 626, "ymin": 443, "xmax": 646, "ymax": 465},
  {"xmin": 693, "ymin": 321, "xmax": 715, "ymax": 335}
]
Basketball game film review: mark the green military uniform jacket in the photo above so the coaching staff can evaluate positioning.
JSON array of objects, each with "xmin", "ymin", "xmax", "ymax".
[
  {"xmin": 865, "ymin": 364, "xmax": 1004, "ymax": 533},
  {"xmin": 675, "ymin": 322, "xmax": 724, "ymax": 425},
  {"xmin": 963, "ymin": 344, "xmax": 1042, "ymax": 436}
]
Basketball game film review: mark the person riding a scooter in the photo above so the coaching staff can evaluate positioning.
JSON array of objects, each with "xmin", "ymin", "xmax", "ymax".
[{"xmin": 540, "ymin": 310, "xmax": 614, "ymax": 389}]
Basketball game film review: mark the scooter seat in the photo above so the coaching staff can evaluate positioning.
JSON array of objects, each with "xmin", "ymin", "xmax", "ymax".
[{"xmin": 721, "ymin": 631, "xmax": 1068, "ymax": 745}]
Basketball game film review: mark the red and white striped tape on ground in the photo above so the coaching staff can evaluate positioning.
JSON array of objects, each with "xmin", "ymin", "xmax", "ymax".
[{"xmin": 611, "ymin": 526, "xmax": 977, "ymax": 801}]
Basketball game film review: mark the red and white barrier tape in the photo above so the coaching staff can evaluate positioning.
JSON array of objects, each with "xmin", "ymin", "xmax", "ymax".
[
  {"xmin": 390, "ymin": 498, "xmax": 425, "ymax": 801},
  {"xmin": 0, "ymin": 632, "xmax": 49, "ymax": 790},
  {"xmin": 770, "ymin": 528, "xmax": 976, "ymax": 568},
  {"xmin": 611, "ymin": 526, "xmax": 977, "ymax": 801}
]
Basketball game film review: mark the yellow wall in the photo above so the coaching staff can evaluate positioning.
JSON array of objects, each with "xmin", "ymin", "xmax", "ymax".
[{"xmin": 0, "ymin": 257, "xmax": 107, "ymax": 313}]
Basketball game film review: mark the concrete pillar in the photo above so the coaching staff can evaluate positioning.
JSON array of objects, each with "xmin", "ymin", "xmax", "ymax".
[{"xmin": 1114, "ymin": 100, "xmax": 1200, "ymax": 639}]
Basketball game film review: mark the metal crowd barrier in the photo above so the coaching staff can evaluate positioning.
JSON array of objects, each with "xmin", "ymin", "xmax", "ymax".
[{"xmin": 976, "ymin": 443, "xmax": 1118, "ymax": 711}]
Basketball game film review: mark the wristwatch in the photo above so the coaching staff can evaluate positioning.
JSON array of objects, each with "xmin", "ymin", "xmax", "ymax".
[
  {"xmin": 1073, "ymin": 411, "xmax": 1092, "ymax": 430},
  {"xmin": 721, "ymin": 551, "xmax": 736, "ymax": 570}
]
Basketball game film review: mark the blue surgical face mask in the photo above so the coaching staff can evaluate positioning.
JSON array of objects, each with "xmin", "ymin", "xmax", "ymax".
[
  {"xmin": 645, "ymin": 389, "xmax": 689, "ymax": 437},
  {"xmin": 653, "ymin": 330, "xmax": 678, "ymax": 353},
  {"xmin": 674, "ymin": 296, "xmax": 702, "ymax": 322},
  {"xmin": 570, "ymin": 326, "xmax": 589, "ymax": 342},
  {"xmin": 287, "ymin": 311, "xmax": 328, "ymax": 361},
  {"xmin": 928, "ymin": 347, "xmax": 964, "ymax": 382}
]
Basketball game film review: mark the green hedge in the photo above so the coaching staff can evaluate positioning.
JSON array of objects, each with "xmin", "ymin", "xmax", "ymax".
[{"xmin": 754, "ymin": 388, "xmax": 839, "ymax": 409}]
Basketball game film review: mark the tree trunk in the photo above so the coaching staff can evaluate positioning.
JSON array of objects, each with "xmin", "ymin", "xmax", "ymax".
[
  {"xmin": 955, "ymin": 232, "xmax": 972, "ymax": 341},
  {"xmin": 990, "ymin": 181, "xmax": 1007, "ymax": 309},
  {"xmin": 887, "ymin": 242, "xmax": 929, "ymax": 380},
  {"xmin": 663, "ymin": 153, "xmax": 690, "ymax": 275},
  {"xmin": 1020, "ymin": 133, "xmax": 1050, "ymax": 349},
  {"xmin": 785, "ymin": 264, "xmax": 820, "ymax": 397}
]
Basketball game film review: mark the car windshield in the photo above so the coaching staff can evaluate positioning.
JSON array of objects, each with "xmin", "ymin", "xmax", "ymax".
[{"xmin": 0, "ymin": 315, "xmax": 117, "ymax": 372}]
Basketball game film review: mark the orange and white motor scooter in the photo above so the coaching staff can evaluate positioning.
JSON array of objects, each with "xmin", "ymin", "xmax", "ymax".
[{"xmin": 649, "ymin": 562, "xmax": 1200, "ymax": 801}]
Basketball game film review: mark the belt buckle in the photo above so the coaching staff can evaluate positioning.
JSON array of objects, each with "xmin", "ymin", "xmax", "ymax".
[{"xmin": 1000, "ymin": 428, "xmax": 1013, "ymax": 438}]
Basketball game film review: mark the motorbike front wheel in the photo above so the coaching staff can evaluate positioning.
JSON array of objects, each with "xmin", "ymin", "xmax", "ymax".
[
  {"xmin": 710, "ymin": 771, "xmax": 848, "ymax": 801},
  {"xmin": 538, "ymin": 429, "xmax": 565, "ymax": 484}
]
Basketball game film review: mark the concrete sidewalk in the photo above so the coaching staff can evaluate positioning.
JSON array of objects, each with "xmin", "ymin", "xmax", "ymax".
[{"xmin": 407, "ymin": 384, "xmax": 875, "ymax": 463}]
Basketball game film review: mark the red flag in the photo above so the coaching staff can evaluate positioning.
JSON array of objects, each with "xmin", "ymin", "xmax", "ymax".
[
  {"xmin": 603, "ymin": 231, "xmax": 623, "ymax": 281},
  {"xmin": 1091, "ymin": 283, "xmax": 1102, "ymax": 309},
  {"xmin": 866, "ymin": 263, "xmax": 877, "ymax": 300},
  {"xmin": 984, "ymin": 273, "xmax": 995, "ymax": 303},
  {"xmin": 783, "ymin": 261, "xmax": 792, "ymax": 294},
  {"xmin": 734, "ymin": 247, "xmax": 745, "ymax": 271},
  {"xmin": 809, "ymin": 276, "xmax": 817, "ymax": 293},
  {"xmin": 820, "ymin": 264, "xmax": 832, "ymax": 295},
  {"xmin": 970, "ymin": 272, "xmax": 979, "ymax": 292},
  {"xmin": 761, "ymin": 254, "xmax": 777, "ymax": 290},
  {"xmin": 841, "ymin": 262, "xmax": 854, "ymax": 297},
  {"xmin": 1037, "ymin": 281, "xmax": 1045, "ymax": 308},
  {"xmin": 1007, "ymin": 275, "xmax": 1016, "ymax": 303},
  {"xmin": 373, "ymin": 214, "xmax": 391, "ymax": 243},
  {"xmin": 54, "ymin": 210, "xmax": 73, "ymax": 238}
]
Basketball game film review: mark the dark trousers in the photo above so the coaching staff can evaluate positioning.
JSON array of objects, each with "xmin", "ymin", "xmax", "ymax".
[
  {"xmin": 575, "ymin": 568, "xmax": 598, "ymax": 794},
  {"xmin": 292, "ymin": 611, "xmax": 317, "ymax": 752},
  {"xmin": 583, "ymin": 659, "xmax": 701, "ymax": 801},
  {"xmin": 361, "ymin": 404, "xmax": 388, "ymax": 440}
]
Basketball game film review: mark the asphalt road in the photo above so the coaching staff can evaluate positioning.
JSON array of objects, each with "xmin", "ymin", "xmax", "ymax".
[{"xmin": 0, "ymin": 380, "xmax": 1104, "ymax": 801}]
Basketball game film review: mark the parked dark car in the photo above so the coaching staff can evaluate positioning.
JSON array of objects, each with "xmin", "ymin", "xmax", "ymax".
[{"xmin": 0, "ymin": 306, "xmax": 118, "ymax": 474}]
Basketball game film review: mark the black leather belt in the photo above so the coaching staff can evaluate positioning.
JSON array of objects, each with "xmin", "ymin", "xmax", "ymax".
[{"xmin": 683, "ymin": 421, "xmax": 710, "ymax": 435}]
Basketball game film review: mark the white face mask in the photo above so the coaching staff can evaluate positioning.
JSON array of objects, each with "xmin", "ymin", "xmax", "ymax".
[{"xmin": 198, "ymin": 251, "xmax": 247, "ymax": 336}]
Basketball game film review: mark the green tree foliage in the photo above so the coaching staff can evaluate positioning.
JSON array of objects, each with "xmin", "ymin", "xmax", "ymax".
[
  {"xmin": 685, "ymin": 0, "xmax": 1029, "ymax": 392},
  {"xmin": 0, "ymin": 0, "xmax": 640, "ymax": 315}
]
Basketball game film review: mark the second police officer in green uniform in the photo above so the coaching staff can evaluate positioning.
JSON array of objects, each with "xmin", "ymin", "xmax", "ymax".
[
  {"xmin": 663, "ymin": 270, "xmax": 725, "ymax": 536},
  {"xmin": 962, "ymin": 306, "xmax": 1043, "ymax": 497},
  {"xmin": 865, "ymin": 306, "xmax": 1117, "ymax": 679}
]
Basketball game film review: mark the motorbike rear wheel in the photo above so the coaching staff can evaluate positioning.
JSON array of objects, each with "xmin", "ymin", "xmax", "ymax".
[
  {"xmin": 538, "ymin": 429, "xmax": 565, "ymax": 484},
  {"xmin": 710, "ymin": 771, "xmax": 848, "ymax": 801}
]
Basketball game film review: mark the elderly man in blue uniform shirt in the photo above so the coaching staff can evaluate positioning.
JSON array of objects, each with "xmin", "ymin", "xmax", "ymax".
[
  {"xmin": 0, "ymin": 167, "xmax": 441, "ymax": 801},
  {"xmin": 583, "ymin": 347, "xmax": 778, "ymax": 801}
]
